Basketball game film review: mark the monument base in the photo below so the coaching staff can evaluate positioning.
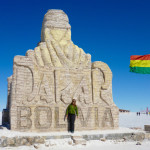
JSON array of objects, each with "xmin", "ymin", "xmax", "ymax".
[{"xmin": 0, "ymin": 127, "xmax": 148, "ymax": 147}]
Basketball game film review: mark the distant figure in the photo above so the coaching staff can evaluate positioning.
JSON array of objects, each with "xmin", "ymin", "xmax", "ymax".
[
  {"xmin": 137, "ymin": 112, "xmax": 138, "ymax": 116},
  {"xmin": 146, "ymin": 107, "xmax": 149, "ymax": 115},
  {"xmin": 149, "ymin": 112, "xmax": 150, "ymax": 115},
  {"xmin": 139, "ymin": 112, "xmax": 140, "ymax": 116}
]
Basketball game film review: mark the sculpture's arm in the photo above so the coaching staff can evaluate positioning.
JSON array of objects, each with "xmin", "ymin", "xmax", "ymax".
[{"xmin": 41, "ymin": 27, "xmax": 91, "ymax": 68}]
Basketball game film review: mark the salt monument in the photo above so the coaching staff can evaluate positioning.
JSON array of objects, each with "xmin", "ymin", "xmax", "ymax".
[{"xmin": 3, "ymin": 9, "xmax": 119, "ymax": 132}]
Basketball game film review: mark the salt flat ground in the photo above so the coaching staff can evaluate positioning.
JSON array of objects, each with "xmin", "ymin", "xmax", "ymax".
[
  {"xmin": 0, "ymin": 140, "xmax": 150, "ymax": 150},
  {"xmin": 0, "ymin": 112, "xmax": 150, "ymax": 150},
  {"xmin": 119, "ymin": 112, "xmax": 150, "ymax": 129}
]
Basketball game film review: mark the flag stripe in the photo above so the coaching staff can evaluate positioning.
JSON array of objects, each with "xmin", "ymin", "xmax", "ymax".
[
  {"xmin": 130, "ymin": 55, "xmax": 150, "ymax": 60},
  {"xmin": 130, "ymin": 60, "xmax": 150, "ymax": 67},
  {"xmin": 130, "ymin": 67, "xmax": 150, "ymax": 74}
]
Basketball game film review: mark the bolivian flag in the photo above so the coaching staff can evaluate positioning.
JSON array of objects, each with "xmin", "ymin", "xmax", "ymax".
[{"xmin": 130, "ymin": 54, "xmax": 150, "ymax": 74}]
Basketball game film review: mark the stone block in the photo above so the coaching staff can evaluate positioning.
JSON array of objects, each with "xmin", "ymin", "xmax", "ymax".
[
  {"xmin": 145, "ymin": 133, "xmax": 150, "ymax": 139},
  {"xmin": 71, "ymin": 135, "xmax": 82, "ymax": 140},
  {"xmin": 73, "ymin": 138, "xmax": 86, "ymax": 145},
  {"xmin": 132, "ymin": 133, "xmax": 145, "ymax": 141},
  {"xmin": 144, "ymin": 125, "xmax": 150, "ymax": 132},
  {"xmin": 34, "ymin": 137, "xmax": 45, "ymax": 144}
]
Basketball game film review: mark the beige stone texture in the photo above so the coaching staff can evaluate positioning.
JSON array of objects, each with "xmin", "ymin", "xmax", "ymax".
[{"xmin": 6, "ymin": 9, "xmax": 119, "ymax": 132}]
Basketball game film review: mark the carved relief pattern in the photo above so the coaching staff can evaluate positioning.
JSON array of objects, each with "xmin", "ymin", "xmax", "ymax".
[
  {"xmin": 17, "ymin": 107, "xmax": 32, "ymax": 130},
  {"xmin": 102, "ymin": 108, "xmax": 114, "ymax": 128},
  {"xmin": 94, "ymin": 107, "xmax": 99, "ymax": 127},
  {"xmin": 78, "ymin": 107, "xmax": 92, "ymax": 127},
  {"xmin": 8, "ymin": 9, "xmax": 119, "ymax": 132},
  {"xmin": 34, "ymin": 106, "xmax": 52, "ymax": 129},
  {"xmin": 55, "ymin": 107, "xmax": 66, "ymax": 128},
  {"xmin": 92, "ymin": 61, "xmax": 113, "ymax": 106},
  {"xmin": 55, "ymin": 69, "xmax": 92, "ymax": 105},
  {"xmin": 14, "ymin": 58, "xmax": 55, "ymax": 105}
]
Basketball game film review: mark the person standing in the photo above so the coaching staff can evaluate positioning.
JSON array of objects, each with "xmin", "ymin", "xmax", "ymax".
[{"xmin": 66, "ymin": 99, "xmax": 78, "ymax": 133}]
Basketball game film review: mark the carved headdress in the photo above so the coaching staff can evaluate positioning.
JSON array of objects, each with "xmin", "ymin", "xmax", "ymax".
[{"xmin": 42, "ymin": 9, "xmax": 71, "ymax": 29}]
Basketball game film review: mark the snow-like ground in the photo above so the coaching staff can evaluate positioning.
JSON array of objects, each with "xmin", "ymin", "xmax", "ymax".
[
  {"xmin": 0, "ymin": 140, "xmax": 150, "ymax": 150},
  {"xmin": 0, "ymin": 112, "xmax": 150, "ymax": 150},
  {"xmin": 119, "ymin": 112, "xmax": 150, "ymax": 129}
]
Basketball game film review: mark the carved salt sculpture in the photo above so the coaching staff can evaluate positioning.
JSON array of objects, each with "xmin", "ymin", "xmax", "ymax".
[{"xmin": 3, "ymin": 10, "xmax": 119, "ymax": 131}]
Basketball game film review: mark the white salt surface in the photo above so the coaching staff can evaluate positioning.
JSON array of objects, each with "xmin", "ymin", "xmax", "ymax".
[
  {"xmin": 119, "ymin": 112, "xmax": 150, "ymax": 129},
  {"xmin": 0, "ymin": 140, "xmax": 150, "ymax": 150}
]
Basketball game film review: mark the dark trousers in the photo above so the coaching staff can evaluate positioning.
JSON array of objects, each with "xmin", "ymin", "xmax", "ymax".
[{"xmin": 68, "ymin": 114, "xmax": 76, "ymax": 132}]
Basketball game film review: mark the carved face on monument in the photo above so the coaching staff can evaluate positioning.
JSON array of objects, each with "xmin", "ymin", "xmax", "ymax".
[
  {"xmin": 50, "ymin": 29, "xmax": 71, "ymax": 41},
  {"xmin": 50, "ymin": 28, "xmax": 71, "ymax": 47}
]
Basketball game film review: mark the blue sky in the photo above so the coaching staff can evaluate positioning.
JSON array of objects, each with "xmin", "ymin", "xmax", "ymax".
[{"xmin": 0, "ymin": 0, "xmax": 150, "ymax": 112}]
